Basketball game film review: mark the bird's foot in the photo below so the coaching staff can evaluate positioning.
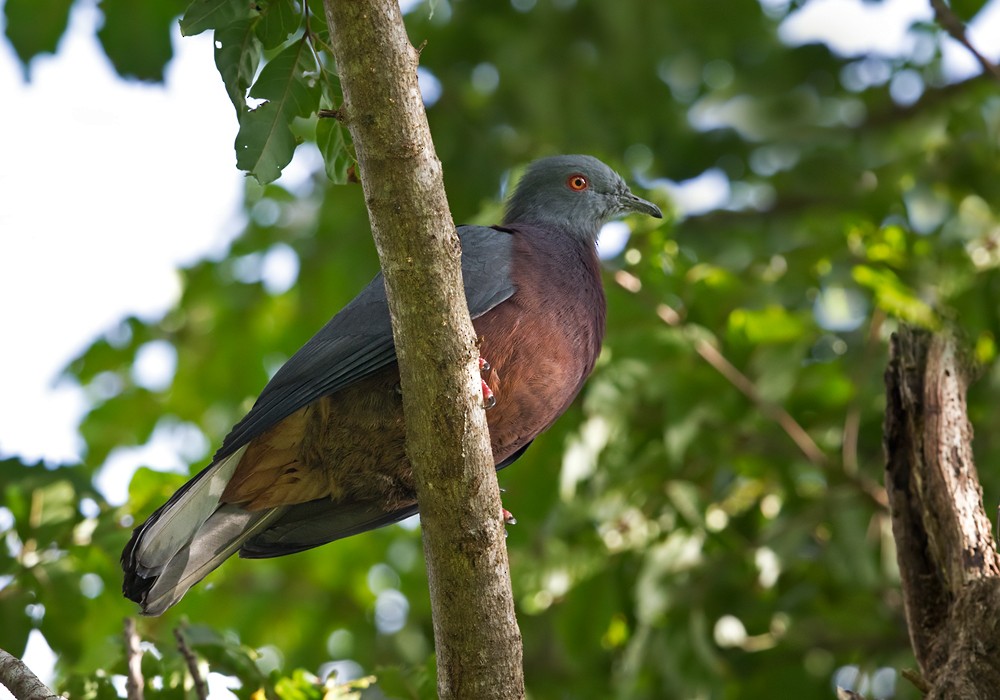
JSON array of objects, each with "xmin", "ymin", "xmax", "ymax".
[
  {"xmin": 481, "ymin": 380, "xmax": 496, "ymax": 409},
  {"xmin": 479, "ymin": 356, "xmax": 496, "ymax": 409}
]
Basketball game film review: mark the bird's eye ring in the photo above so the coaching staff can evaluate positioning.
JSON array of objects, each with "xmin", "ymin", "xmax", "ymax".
[{"xmin": 567, "ymin": 174, "xmax": 589, "ymax": 191}]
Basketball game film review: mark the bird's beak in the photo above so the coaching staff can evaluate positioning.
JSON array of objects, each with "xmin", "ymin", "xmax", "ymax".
[{"xmin": 620, "ymin": 191, "xmax": 663, "ymax": 219}]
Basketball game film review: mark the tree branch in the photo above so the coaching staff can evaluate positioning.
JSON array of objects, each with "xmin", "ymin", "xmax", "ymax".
[
  {"xmin": 931, "ymin": 0, "xmax": 1000, "ymax": 83},
  {"xmin": 613, "ymin": 271, "xmax": 827, "ymax": 463},
  {"xmin": 0, "ymin": 649, "xmax": 63, "ymax": 700},
  {"xmin": 613, "ymin": 270, "xmax": 889, "ymax": 507},
  {"xmin": 883, "ymin": 327, "xmax": 1000, "ymax": 698},
  {"xmin": 321, "ymin": 1, "xmax": 524, "ymax": 698},
  {"xmin": 174, "ymin": 627, "xmax": 208, "ymax": 700},
  {"xmin": 124, "ymin": 618, "xmax": 144, "ymax": 700}
]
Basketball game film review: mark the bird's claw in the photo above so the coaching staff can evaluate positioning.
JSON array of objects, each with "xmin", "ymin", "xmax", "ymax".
[
  {"xmin": 479, "ymin": 355, "xmax": 496, "ymax": 409},
  {"xmin": 481, "ymin": 379, "xmax": 496, "ymax": 409}
]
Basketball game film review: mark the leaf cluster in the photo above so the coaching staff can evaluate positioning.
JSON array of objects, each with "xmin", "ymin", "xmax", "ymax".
[{"xmin": 5, "ymin": 0, "xmax": 1000, "ymax": 698}]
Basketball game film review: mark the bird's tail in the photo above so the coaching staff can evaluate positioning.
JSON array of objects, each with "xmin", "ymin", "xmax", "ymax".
[{"xmin": 121, "ymin": 446, "xmax": 285, "ymax": 616}]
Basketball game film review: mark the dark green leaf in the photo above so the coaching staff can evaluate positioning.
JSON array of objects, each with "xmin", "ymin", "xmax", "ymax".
[
  {"xmin": 235, "ymin": 100, "xmax": 299, "ymax": 184},
  {"xmin": 316, "ymin": 117, "xmax": 351, "ymax": 184},
  {"xmin": 215, "ymin": 19, "xmax": 264, "ymax": 115},
  {"xmin": 97, "ymin": 0, "xmax": 188, "ymax": 82},
  {"xmin": 248, "ymin": 37, "xmax": 319, "ymax": 118},
  {"xmin": 234, "ymin": 38, "xmax": 320, "ymax": 182},
  {"xmin": 179, "ymin": 0, "xmax": 250, "ymax": 37},
  {"xmin": 2, "ymin": 0, "xmax": 73, "ymax": 72},
  {"xmin": 255, "ymin": 0, "xmax": 300, "ymax": 50}
]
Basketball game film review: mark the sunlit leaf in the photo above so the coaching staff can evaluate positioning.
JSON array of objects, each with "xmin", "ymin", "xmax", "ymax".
[
  {"xmin": 852, "ymin": 264, "xmax": 939, "ymax": 328},
  {"xmin": 728, "ymin": 306, "xmax": 812, "ymax": 344}
]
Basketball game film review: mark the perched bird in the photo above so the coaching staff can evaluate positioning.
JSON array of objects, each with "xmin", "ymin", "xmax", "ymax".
[{"xmin": 121, "ymin": 154, "xmax": 662, "ymax": 615}]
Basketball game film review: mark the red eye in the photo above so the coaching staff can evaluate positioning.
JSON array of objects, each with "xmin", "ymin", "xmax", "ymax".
[{"xmin": 567, "ymin": 174, "xmax": 589, "ymax": 191}]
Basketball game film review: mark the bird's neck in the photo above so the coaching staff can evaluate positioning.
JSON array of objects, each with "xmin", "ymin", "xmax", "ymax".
[{"xmin": 502, "ymin": 214, "xmax": 600, "ymax": 246}]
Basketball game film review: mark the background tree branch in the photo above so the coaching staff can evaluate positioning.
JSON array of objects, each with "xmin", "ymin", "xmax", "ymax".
[
  {"xmin": 883, "ymin": 327, "xmax": 1000, "ymax": 698},
  {"xmin": 321, "ymin": 1, "xmax": 524, "ymax": 698},
  {"xmin": 0, "ymin": 649, "xmax": 62, "ymax": 700}
]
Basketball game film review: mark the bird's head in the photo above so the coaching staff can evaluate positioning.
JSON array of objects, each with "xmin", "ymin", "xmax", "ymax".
[{"xmin": 503, "ymin": 154, "xmax": 662, "ymax": 240}]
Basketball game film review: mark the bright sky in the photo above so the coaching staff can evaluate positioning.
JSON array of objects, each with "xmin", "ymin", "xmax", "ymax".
[
  {"xmin": 0, "ymin": 3, "xmax": 244, "ymax": 462},
  {"xmin": 1, "ymin": 0, "xmax": 999, "ymax": 694}
]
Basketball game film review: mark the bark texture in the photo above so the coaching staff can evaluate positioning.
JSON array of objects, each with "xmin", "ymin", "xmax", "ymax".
[
  {"xmin": 321, "ymin": 2, "xmax": 525, "ymax": 698},
  {"xmin": 884, "ymin": 327, "xmax": 1000, "ymax": 698},
  {"xmin": 0, "ymin": 649, "xmax": 62, "ymax": 700}
]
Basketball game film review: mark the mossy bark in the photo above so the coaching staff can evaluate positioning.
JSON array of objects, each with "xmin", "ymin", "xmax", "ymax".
[{"xmin": 321, "ymin": 2, "xmax": 525, "ymax": 698}]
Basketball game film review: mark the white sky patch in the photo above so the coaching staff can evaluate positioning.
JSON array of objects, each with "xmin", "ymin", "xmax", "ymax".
[
  {"xmin": 779, "ymin": 0, "xmax": 931, "ymax": 57},
  {"xmin": 0, "ymin": 3, "xmax": 244, "ymax": 465},
  {"xmin": 780, "ymin": 0, "xmax": 1000, "ymax": 81},
  {"xmin": 665, "ymin": 168, "xmax": 731, "ymax": 217},
  {"xmin": 131, "ymin": 340, "xmax": 178, "ymax": 392},
  {"xmin": 261, "ymin": 243, "xmax": 301, "ymax": 295},
  {"xmin": 597, "ymin": 221, "xmax": 631, "ymax": 259},
  {"xmin": 95, "ymin": 417, "xmax": 209, "ymax": 506}
]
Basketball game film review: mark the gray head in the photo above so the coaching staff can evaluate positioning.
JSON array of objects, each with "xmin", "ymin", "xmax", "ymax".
[{"xmin": 503, "ymin": 154, "xmax": 662, "ymax": 240}]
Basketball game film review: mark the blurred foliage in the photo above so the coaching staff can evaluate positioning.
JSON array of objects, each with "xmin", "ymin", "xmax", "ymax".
[{"xmin": 5, "ymin": 0, "xmax": 1000, "ymax": 698}]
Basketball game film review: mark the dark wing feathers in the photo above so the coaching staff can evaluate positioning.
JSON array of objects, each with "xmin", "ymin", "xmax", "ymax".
[
  {"xmin": 240, "ymin": 500, "xmax": 420, "ymax": 559},
  {"xmin": 215, "ymin": 225, "xmax": 514, "ymax": 461}
]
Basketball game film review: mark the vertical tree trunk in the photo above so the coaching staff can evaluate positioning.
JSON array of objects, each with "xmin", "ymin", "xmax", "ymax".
[
  {"xmin": 321, "ymin": 2, "xmax": 525, "ymax": 698},
  {"xmin": 883, "ymin": 327, "xmax": 1000, "ymax": 698}
]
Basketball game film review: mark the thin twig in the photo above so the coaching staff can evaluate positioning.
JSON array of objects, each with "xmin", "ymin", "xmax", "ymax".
[
  {"xmin": 0, "ymin": 648, "xmax": 63, "ymax": 700},
  {"xmin": 901, "ymin": 667, "xmax": 930, "ymax": 694},
  {"xmin": 174, "ymin": 627, "xmax": 208, "ymax": 700},
  {"xmin": 931, "ymin": 0, "xmax": 1000, "ymax": 82},
  {"xmin": 613, "ymin": 270, "xmax": 890, "ymax": 508},
  {"xmin": 615, "ymin": 270, "xmax": 827, "ymax": 466},
  {"xmin": 123, "ymin": 619, "xmax": 144, "ymax": 700}
]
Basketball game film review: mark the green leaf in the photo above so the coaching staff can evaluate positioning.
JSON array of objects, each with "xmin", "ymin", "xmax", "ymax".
[
  {"xmin": 236, "ymin": 100, "xmax": 299, "ymax": 184},
  {"xmin": 728, "ymin": 306, "xmax": 812, "ymax": 344},
  {"xmin": 316, "ymin": 118, "xmax": 351, "ymax": 184},
  {"xmin": 2, "ymin": 0, "xmax": 74, "ymax": 71},
  {"xmin": 249, "ymin": 37, "xmax": 319, "ymax": 118},
  {"xmin": 852, "ymin": 264, "xmax": 939, "ymax": 328},
  {"xmin": 97, "ymin": 0, "xmax": 187, "ymax": 82},
  {"xmin": 127, "ymin": 467, "xmax": 190, "ymax": 516},
  {"xmin": 215, "ymin": 19, "xmax": 264, "ymax": 115},
  {"xmin": 179, "ymin": 0, "xmax": 250, "ymax": 37},
  {"xmin": 0, "ymin": 587, "xmax": 33, "ymax": 657},
  {"xmin": 255, "ymin": 0, "xmax": 301, "ymax": 49},
  {"xmin": 235, "ymin": 38, "xmax": 320, "ymax": 182}
]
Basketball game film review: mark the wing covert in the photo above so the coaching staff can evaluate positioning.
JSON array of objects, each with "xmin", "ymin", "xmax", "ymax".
[{"xmin": 215, "ymin": 225, "xmax": 515, "ymax": 459}]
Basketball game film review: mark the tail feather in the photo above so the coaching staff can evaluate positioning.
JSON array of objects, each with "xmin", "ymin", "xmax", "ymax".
[
  {"xmin": 140, "ymin": 505, "xmax": 285, "ymax": 615},
  {"xmin": 130, "ymin": 446, "xmax": 248, "ymax": 577},
  {"xmin": 122, "ymin": 446, "xmax": 277, "ymax": 615}
]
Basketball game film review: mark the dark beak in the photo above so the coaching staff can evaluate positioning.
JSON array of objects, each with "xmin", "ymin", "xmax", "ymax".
[{"xmin": 620, "ymin": 191, "xmax": 662, "ymax": 219}]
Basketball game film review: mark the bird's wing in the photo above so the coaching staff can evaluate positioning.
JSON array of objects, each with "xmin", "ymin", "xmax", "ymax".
[{"xmin": 214, "ymin": 224, "xmax": 515, "ymax": 460}]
